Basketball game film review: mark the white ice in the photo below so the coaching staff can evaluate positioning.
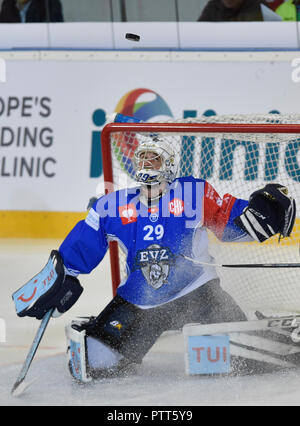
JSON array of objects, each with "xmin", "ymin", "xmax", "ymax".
[{"xmin": 1, "ymin": 239, "xmax": 300, "ymax": 406}]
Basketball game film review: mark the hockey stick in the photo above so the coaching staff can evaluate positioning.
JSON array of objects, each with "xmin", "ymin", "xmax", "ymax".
[
  {"xmin": 181, "ymin": 254, "xmax": 300, "ymax": 269},
  {"xmin": 11, "ymin": 308, "xmax": 54, "ymax": 397}
]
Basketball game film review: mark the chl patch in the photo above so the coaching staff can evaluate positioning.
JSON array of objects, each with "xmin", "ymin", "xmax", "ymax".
[{"xmin": 169, "ymin": 198, "xmax": 184, "ymax": 216}]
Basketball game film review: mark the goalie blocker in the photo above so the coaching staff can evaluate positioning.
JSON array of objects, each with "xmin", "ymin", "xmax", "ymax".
[{"xmin": 184, "ymin": 315, "xmax": 300, "ymax": 376}]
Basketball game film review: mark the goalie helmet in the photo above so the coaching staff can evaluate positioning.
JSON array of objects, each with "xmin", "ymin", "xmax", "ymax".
[{"xmin": 133, "ymin": 136, "xmax": 177, "ymax": 186}]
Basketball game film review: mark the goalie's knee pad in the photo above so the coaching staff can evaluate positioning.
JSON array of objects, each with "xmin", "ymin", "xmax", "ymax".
[{"xmin": 65, "ymin": 317, "xmax": 132, "ymax": 382}]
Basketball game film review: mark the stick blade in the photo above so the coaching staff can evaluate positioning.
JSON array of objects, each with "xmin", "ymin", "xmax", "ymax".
[{"xmin": 11, "ymin": 378, "xmax": 35, "ymax": 397}]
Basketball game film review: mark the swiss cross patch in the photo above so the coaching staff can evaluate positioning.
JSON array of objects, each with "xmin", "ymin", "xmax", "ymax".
[
  {"xmin": 169, "ymin": 198, "xmax": 184, "ymax": 216},
  {"xmin": 119, "ymin": 204, "xmax": 137, "ymax": 225}
]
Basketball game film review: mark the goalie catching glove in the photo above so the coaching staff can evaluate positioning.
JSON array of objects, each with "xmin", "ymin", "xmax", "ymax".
[
  {"xmin": 12, "ymin": 250, "xmax": 83, "ymax": 320},
  {"xmin": 234, "ymin": 183, "xmax": 296, "ymax": 243}
]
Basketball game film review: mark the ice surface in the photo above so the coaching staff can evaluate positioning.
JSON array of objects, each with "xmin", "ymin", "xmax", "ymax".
[
  {"xmin": 3, "ymin": 352, "xmax": 300, "ymax": 406},
  {"xmin": 1, "ymin": 239, "xmax": 300, "ymax": 406}
]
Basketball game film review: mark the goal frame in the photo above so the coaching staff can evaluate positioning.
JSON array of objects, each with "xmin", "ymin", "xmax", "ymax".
[{"xmin": 101, "ymin": 121, "xmax": 300, "ymax": 296}]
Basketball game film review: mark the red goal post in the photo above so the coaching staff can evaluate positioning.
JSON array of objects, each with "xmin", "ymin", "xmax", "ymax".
[{"xmin": 101, "ymin": 119, "xmax": 300, "ymax": 316}]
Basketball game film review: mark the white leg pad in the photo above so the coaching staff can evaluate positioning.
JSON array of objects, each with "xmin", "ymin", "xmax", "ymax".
[
  {"xmin": 86, "ymin": 336, "xmax": 124, "ymax": 369},
  {"xmin": 65, "ymin": 323, "xmax": 92, "ymax": 383}
]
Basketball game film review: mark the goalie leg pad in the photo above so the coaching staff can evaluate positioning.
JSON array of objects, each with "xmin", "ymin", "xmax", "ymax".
[
  {"xmin": 86, "ymin": 336, "xmax": 128, "ymax": 375},
  {"xmin": 65, "ymin": 320, "xmax": 92, "ymax": 383},
  {"xmin": 183, "ymin": 316, "xmax": 300, "ymax": 376},
  {"xmin": 87, "ymin": 336, "xmax": 124, "ymax": 369},
  {"xmin": 66, "ymin": 317, "xmax": 133, "ymax": 382}
]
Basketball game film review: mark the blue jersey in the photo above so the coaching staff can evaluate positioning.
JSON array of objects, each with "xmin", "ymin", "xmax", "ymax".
[{"xmin": 59, "ymin": 177, "xmax": 249, "ymax": 308}]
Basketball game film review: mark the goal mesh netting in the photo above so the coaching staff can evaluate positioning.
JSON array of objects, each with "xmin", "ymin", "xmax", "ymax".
[{"xmin": 101, "ymin": 114, "xmax": 300, "ymax": 319}]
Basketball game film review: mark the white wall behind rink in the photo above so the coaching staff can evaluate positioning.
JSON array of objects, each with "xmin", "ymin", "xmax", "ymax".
[
  {"xmin": 0, "ymin": 22, "xmax": 298, "ymax": 50},
  {"xmin": 0, "ymin": 50, "xmax": 300, "ymax": 212}
]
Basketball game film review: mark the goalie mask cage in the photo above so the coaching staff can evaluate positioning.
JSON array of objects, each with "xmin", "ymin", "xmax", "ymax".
[{"xmin": 101, "ymin": 115, "xmax": 300, "ymax": 319}]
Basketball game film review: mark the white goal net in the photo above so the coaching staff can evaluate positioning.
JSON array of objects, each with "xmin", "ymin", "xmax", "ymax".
[{"xmin": 102, "ymin": 114, "xmax": 300, "ymax": 319}]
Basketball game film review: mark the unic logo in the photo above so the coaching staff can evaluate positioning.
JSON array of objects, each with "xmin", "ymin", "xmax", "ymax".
[
  {"xmin": 179, "ymin": 137, "xmax": 300, "ymax": 183},
  {"xmin": 90, "ymin": 90, "xmax": 300, "ymax": 183},
  {"xmin": 90, "ymin": 108, "xmax": 106, "ymax": 178}
]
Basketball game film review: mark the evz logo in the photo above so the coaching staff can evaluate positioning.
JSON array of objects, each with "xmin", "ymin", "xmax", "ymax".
[{"xmin": 135, "ymin": 245, "xmax": 174, "ymax": 290}]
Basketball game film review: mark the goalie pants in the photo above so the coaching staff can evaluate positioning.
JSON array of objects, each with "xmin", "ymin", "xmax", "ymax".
[{"xmin": 86, "ymin": 279, "xmax": 247, "ymax": 364}]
